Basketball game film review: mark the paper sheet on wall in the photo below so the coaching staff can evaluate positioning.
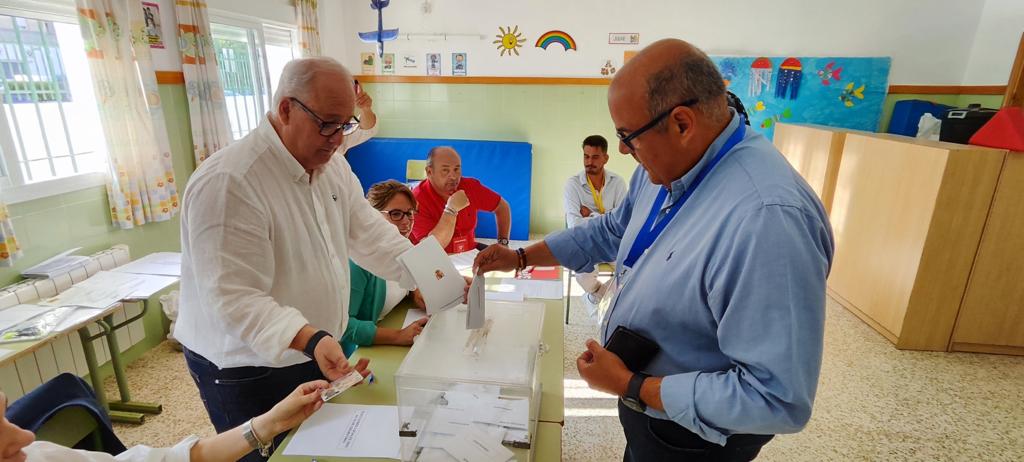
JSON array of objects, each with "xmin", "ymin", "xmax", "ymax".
[
  {"xmin": 499, "ymin": 278, "xmax": 563, "ymax": 300},
  {"xmin": 282, "ymin": 404, "xmax": 400, "ymax": 459}
]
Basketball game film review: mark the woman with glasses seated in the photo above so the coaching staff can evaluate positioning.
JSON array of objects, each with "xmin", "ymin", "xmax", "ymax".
[
  {"xmin": 341, "ymin": 180, "xmax": 428, "ymax": 357},
  {"xmin": 1, "ymin": 381, "xmax": 328, "ymax": 462}
]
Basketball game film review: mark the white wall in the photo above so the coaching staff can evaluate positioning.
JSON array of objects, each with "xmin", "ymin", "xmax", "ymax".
[
  {"xmin": 962, "ymin": 0, "xmax": 1024, "ymax": 85},
  {"xmin": 320, "ymin": 0, "xmax": 996, "ymax": 85}
]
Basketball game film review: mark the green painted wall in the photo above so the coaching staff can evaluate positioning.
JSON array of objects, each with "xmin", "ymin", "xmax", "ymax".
[{"xmin": 0, "ymin": 84, "xmax": 195, "ymax": 368}]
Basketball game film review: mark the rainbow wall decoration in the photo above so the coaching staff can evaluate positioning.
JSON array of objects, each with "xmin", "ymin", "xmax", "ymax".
[{"xmin": 535, "ymin": 30, "xmax": 577, "ymax": 51}]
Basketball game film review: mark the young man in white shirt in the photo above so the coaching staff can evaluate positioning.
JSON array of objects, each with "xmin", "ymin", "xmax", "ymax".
[
  {"xmin": 174, "ymin": 57, "xmax": 420, "ymax": 461},
  {"xmin": 562, "ymin": 135, "xmax": 628, "ymax": 317}
]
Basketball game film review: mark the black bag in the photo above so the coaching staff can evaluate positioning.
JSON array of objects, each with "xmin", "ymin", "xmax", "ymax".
[{"xmin": 940, "ymin": 104, "xmax": 998, "ymax": 144}]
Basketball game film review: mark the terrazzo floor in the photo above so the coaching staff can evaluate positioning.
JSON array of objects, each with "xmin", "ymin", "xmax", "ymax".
[{"xmin": 104, "ymin": 295, "xmax": 1024, "ymax": 461}]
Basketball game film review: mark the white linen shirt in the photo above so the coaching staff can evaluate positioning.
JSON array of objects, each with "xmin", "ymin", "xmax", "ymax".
[
  {"xmin": 174, "ymin": 116, "xmax": 412, "ymax": 368},
  {"xmin": 23, "ymin": 437, "xmax": 198, "ymax": 462},
  {"xmin": 563, "ymin": 169, "xmax": 629, "ymax": 228}
]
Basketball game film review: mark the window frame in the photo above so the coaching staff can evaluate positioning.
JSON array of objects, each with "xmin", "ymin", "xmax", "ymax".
[
  {"xmin": 209, "ymin": 9, "xmax": 299, "ymax": 140},
  {"xmin": 0, "ymin": 3, "xmax": 109, "ymax": 204}
]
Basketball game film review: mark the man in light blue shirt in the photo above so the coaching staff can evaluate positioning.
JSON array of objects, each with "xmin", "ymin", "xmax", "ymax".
[{"xmin": 475, "ymin": 39, "xmax": 833, "ymax": 461}]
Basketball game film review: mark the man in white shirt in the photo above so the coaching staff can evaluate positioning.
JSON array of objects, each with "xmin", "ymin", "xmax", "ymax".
[
  {"xmin": 563, "ymin": 135, "xmax": 628, "ymax": 316},
  {"xmin": 174, "ymin": 57, "xmax": 414, "ymax": 461}
]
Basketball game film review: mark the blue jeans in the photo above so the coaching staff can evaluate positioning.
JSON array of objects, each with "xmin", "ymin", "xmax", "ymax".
[
  {"xmin": 183, "ymin": 348, "xmax": 324, "ymax": 462},
  {"xmin": 618, "ymin": 400, "xmax": 773, "ymax": 461}
]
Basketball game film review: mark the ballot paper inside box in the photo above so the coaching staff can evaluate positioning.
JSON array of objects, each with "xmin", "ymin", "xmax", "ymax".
[{"xmin": 395, "ymin": 301, "xmax": 545, "ymax": 461}]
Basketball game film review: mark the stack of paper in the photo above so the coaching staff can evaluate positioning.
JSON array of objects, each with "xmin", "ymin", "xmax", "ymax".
[
  {"xmin": 112, "ymin": 252, "xmax": 182, "ymax": 277},
  {"xmin": 500, "ymin": 278, "xmax": 564, "ymax": 300},
  {"xmin": 39, "ymin": 271, "xmax": 147, "ymax": 308},
  {"xmin": 412, "ymin": 386, "xmax": 527, "ymax": 461},
  {"xmin": 21, "ymin": 248, "xmax": 90, "ymax": 279}
]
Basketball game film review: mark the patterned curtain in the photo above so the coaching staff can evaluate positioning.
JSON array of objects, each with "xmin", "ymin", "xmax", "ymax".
[
  {"xmin": 75, "ymin": 0, "xmax": 179, "ymax": 229},
  {"xmin": 174, "ymin": 0, "xmax": 232, "ymax": 164},
  {"xmin": 0, "ymin": 199, "xmax": 23, "ymax": 267},
  {"xmin": 296, "ymin": 0, "xmax": 321, "ymax": 57}
]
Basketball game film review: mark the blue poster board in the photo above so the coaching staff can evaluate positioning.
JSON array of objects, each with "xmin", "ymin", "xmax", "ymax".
[{"xmin": 712, "ymin": 56, "xmax": 892, "ymax": 139}]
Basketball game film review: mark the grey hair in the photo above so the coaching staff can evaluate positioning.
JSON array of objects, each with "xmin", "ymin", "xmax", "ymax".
[
  {"xmin": 645, "ymin": 47, "xmax": 728, "ymax": 126},
  {"xmin": 425, "ymin": 146, "xmax": 457, "ymax": 168},
  {"xmin": 271, "ymin": 57, "xmax": 353, "ymax": 114}
]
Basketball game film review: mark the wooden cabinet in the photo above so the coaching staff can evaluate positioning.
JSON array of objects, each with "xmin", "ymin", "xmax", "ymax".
[
  {"xmin": 952, "ymin": 152, "xmax": 1024, "ymax": 355},
  {"xmin": 773, "ymin": 123, "xmax": 850, "ymax": 214},
  {"xmin": 825, "ymin": 134, "xmax": 1006, "ymax": 351}
]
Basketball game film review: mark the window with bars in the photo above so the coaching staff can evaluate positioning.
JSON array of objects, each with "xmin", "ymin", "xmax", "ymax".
[
  {"xmin": 0, "ymin": 12, "xmax": 107, "ymax": 189},
  {"xmin": 211, "ymin": 20, "xmax": 297, "ymax": 140}
]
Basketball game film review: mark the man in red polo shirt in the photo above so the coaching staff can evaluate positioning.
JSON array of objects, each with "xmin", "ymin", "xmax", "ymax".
[{"xmin": 411, "ymin": 146, "xmax": 512, "ymax": 253}]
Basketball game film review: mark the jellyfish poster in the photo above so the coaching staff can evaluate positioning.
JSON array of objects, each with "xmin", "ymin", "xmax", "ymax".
[{"xmin": 713, "ymin": 56, "xmax": 891, "ymax": 140}]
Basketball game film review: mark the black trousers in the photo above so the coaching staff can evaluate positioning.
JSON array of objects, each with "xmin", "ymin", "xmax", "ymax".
[
  {"xmin": 618, "ymin": 401, "xmax": 774, "ymax": 461},
  {"xmin": 183, "ymin": 348, "xmax": 325, "ymax": 462}
]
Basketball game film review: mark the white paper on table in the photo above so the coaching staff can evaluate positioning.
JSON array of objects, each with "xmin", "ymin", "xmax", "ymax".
[
  {"xmin": 282, "ymin": 404, "xmax": 400, "ymax": 459},
  {"xmin": 467, "ymin": 275, "xmax": 485, "ymax": 329},
  {"xmin": 499, "ymin": 278, "xmax": 563, "ymax": 300},
  {"xmin": 0, "ymin": 305, "xmax": 53, "ymax": 332},
  {"xmin": 39, "ymin": 271, "xmax": 146, "ymax": 308},
  {"xmin": 444, "ymin": 425, "xmax": 515, "ymax": 462},
  {"xmin": 123, "ymin": 274, "xmax": 179, "ymax": 300},
  {"xmin": 111, "ymin": 252, "xmax": 182, "ymax": 277},
  {"xmin": 397, "ymin": 237, "xmax": 465, "ymax": 314},
  {"xmin": 0, "ymin": 346, "xmax": 16, "ymax": 361},
  {"xmin": 403, "ymin": 308, "xmax": 428, "ymax": 329},
  {"xmin": 55, "ymin": 307, "xmax": 106, "ymax": 332},
  {"xmin": 485, "ymin": 291, "xmax": 524, "ymax": 302},
  {"xmin": 449, "ymin": 249, "xmax": 479, "ymax": 272}
]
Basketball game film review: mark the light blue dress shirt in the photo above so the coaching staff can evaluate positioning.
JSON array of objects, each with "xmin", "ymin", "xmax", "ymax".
[{"xmin": 547, "ymin": 112, "xmax": 834, "ymax": 445}]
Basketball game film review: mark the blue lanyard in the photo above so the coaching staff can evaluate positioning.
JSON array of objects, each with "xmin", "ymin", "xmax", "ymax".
[{"xmin": 622, "ymin": 121, "xmax": 746, "ymax": 269}]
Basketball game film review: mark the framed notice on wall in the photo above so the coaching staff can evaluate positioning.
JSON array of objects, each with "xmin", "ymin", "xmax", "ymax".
[{"xmin": 608, "ymin": 33, "xmax": 639, "ymax": 45}]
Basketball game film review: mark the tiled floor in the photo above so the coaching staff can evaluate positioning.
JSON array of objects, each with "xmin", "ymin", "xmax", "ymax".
[{"xmin": 105, "ymin": 295, "xmax": 1024, "ymax": 461}]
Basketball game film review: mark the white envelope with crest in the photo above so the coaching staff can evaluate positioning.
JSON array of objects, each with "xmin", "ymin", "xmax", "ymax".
[{"xmin": 396, "ymin": 236, "xmax": 465, "ymax": 314}]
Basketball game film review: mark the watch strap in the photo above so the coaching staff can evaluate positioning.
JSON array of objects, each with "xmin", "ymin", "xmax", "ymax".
[
  {"xmin": 626, "ymin": 372, "xmax": 650, "ymax": 410},
  {"xmin": 303, "ymin": 330, "xmax": 332, "ymax": 360}
]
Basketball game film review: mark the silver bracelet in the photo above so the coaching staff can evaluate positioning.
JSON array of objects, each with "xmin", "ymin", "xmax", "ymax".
[
  {"xmin": 243, "ymin": 417, "xmax": 273, "ymax": 457},
  {"xmin": 444, "ymin": 206, "xmax": 458, "ymax": 216}
]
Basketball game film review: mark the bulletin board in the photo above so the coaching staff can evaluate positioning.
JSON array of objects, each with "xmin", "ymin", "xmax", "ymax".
[{"xmin": 713, "ymin": 56, "xmax": 892, "ymax": 139}]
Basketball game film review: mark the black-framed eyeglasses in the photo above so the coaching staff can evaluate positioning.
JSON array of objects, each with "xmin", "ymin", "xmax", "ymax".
[
  {"xmin": 382, "ymin": 209, "xmax": 416, "ymax": 221},
  {"xmin": 616, "ymin": 98, "xmax": 699, "ymax": 151},
  {"xmin": 289, "ymin": 97, "xmax": 360, "ymax": 137}
]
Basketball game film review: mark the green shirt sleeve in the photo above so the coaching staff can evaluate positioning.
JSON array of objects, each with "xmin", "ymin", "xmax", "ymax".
[{"xmin": 342, "ymin": 261, "xmax": 388, "ymax": 348}]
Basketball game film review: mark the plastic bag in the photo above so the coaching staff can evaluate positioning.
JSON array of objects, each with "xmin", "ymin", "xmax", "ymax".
[{"xmin": 917, "ymin": 113, "xmax": 942, "ymax": 141}]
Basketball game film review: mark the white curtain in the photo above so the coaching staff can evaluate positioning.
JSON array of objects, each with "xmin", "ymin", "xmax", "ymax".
[
  {"xmin": 174, "ymin": 0, "xmax": 232, "ymax": 164},
  {"xmin": 75, "ymin": 0, "xmax": 179, "ymax": 229},
  {"xmin": 296, "ymin": 0, "xmax": 321, "ymax": 57}
]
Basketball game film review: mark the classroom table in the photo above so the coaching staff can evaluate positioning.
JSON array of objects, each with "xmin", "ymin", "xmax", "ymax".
[
  {"xmin": 0, "ymin": 298, "xmax": 165, "ymax": 424},
  {"xmin": 269, "ymin": 295, "xmax": 566, "ymax": 462}
]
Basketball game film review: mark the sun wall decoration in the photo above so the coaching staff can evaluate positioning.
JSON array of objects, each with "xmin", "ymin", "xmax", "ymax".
[{"xmin": 494, "ymin": 26, "xmax": 525, "ymax": 56}]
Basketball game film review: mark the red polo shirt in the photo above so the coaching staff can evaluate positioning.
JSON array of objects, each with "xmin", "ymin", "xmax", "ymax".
[{"xmin": 411, "ymin": 177, "xmax": 502, "ymax": 254}]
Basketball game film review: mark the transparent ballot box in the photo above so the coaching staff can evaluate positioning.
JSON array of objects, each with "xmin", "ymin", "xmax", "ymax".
[{"xmin": 395, "ymin": 300, "xmax": 546, "ymax": 461}]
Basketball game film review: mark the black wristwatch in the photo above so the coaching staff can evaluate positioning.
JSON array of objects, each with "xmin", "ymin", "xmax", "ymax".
[
  {"xmin": 303, "ymin": 330, "xmax": 333, "ymax": 360},
  {"xmin": 622, "ymin": 372, "xmax": 650, "ymax": 412},
  {"xmin": 497, "ymin": 238, "xmax": 510, "ymax": 246}
]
